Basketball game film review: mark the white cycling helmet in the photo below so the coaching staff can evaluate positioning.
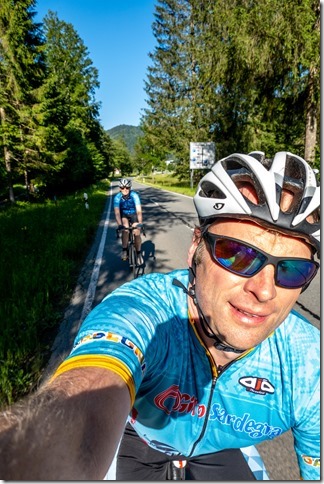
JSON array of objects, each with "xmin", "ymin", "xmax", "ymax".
[
  {"xmin": 119, "ymin": 178, "xmax": 132, "ymax": 189},
  {"xmin": 193, "ymin": 151, "xmax": 320, "ymax": 256}
]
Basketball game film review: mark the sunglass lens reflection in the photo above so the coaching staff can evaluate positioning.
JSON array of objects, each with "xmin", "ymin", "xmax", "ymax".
[
  {"xmin": 215, "ymin": 240, "xmax": 265, "ymax": 275},
  {"xmin": 277, "ymin": 260, "xmax": 317, "ymax": 288}
]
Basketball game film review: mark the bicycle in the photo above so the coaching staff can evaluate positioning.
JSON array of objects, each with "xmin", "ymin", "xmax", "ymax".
[
  {"xmin": 166, "ymin": 446, "xmax": 269, "ymax": 480},
  {"xmin": 116, "ymin": 221, "xmax": 145, "ymax": 279},
  {"xmin": 167, "ymin": 459, "xmax": 187, "ymax": 480}
]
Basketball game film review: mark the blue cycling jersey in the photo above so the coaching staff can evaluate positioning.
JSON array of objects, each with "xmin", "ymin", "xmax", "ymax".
[
  {"xmin": 55, "ymin": 269, "xmax": 320, "ymax": 480},
  {"xmin": 114, "ymin": 191, "xmax": 141, "ymax": 216}
]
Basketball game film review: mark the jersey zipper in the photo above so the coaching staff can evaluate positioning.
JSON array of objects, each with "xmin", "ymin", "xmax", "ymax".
[
  {"xmin": 187, "ymin": 375, "xmax": 217, "ymax": 458},
  {"xmin": 187, "ymin": 313, "xmax": 254, "ymax": 457}
]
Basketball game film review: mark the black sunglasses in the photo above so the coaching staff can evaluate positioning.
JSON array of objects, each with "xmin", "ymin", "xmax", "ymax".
[{"xmin": 203, "ymin": 232, "xmax": 319, "ymax": 289}]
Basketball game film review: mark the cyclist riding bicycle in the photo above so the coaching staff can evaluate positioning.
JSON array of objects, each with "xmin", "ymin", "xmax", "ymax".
[
  {"xmin": 0, "ymin": 151, "xmax": 320, "ymax": 480},
  {"xmin": 114, "ymin": 178, "xmax": 144, "ymax": 265}
]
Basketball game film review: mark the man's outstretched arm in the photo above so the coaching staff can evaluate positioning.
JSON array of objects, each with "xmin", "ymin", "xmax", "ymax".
[{"xmin": 0, "ymin": 367, "xmax": 131, "ymax": 480}]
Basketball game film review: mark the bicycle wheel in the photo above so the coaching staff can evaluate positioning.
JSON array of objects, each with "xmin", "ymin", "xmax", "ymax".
[{"xmin": 129, "ymin": 244, "xmax": 137, "ymax": 278}]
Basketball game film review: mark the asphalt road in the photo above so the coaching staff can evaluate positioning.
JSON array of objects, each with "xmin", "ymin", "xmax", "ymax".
[{"xmin": 45, "ymin": 180, "xmax": 320, "ymax": 480}]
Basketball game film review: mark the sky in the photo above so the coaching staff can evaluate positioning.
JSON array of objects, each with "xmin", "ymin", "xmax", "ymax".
[{"xmin": 35, "ymin": 0, "xmax": 157, "ymax": 130}]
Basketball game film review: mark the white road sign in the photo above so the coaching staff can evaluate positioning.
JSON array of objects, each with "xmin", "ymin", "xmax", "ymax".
[{"xmin": 190, "ymin": 142, "xmax": 215, "ymax": 169}]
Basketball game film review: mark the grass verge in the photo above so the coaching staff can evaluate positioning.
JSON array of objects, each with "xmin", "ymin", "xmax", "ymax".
[
  {"xmin": 0, "ymin": 180, "xmax": 110, "ymax": 406},
  {"xmin": 135, "ymin": 174, "xmax": 196, "ymax": 197}
]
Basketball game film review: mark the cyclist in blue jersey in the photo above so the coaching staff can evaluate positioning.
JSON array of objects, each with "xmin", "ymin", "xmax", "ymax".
[
  {"xmin": 0, "ymin": 151, "xmax": 319, "ymax": 480},
  {"xmin": 114, "ymin": 178, "xmax": 144, "ymax": 265}
]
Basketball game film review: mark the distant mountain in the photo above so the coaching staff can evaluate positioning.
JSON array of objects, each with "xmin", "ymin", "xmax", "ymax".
[{"xmin": 107, "ymin": 124, "xmax": 142, "ymax": 155}]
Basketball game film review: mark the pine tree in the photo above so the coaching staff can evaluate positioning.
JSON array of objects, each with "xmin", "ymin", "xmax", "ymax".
[
  {"xmin": 203, "ymin": 0, "xmax": 320, "ymax": 162},
  {"xmin": 0, "ymin": 0, "xmax": 45, "ymax": 201},
  {"xmin": 39, "ymin": 10, "xmax": 103, "ymax": 192},
  {"xmin": 142, "ymin": 0, "xmax": 214, "ymax": 179}
]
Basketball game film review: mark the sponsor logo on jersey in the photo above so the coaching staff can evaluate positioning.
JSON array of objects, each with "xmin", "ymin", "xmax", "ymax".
[
  {"xmin": 74, "ymin": 331, "xmax": 146, "ymax": 373},
  {"xmin": 209, "ymin": 403, "xmax": 282, "ymax": 438},
  {"xmin": 239, "ymin": 376, "xmax": 275, "ymax": 395},
  {"xmin": 154, "ymin": 384, "xmax": 204, "ymax": 416},
  {"xmin": 302, "ymin": 455, "xmax": 320, "ymax": 467},
  {"xmin": 154, "ymin": 385, "xmax": 283, "ymax": 439}
]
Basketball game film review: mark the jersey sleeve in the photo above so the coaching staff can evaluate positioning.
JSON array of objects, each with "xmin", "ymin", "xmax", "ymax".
[
  {"xmin": 113, "ymin": 192, "xmax": 122, "ymax": 209},
  {"xmin": 287, "ymin": 312, "xmax": 321, "ymax": 480},
  {"xmin": 52, "ymin": 274, "xmax": 180, "ymax": 405},
  {"xmin": 293, "ymin": 379, "xmax": 320, "ymax": 480},
  {"xmin": 132, "ymin": 192, "xmax": 141, "ymax": 207}
]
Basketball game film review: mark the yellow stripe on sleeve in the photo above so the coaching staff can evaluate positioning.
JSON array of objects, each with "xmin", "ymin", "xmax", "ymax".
[{"xmin": 51, "ymin": 354, "xmax": 136, "ymax": 404}]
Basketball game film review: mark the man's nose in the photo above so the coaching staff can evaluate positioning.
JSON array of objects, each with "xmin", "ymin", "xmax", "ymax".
[{"xmin": 243, "ymin": 264, "xmax": 277, "ymax": 302}]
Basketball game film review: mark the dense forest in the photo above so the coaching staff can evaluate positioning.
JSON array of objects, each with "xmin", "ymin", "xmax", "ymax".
[
  {"xmin": 0, "ymin": 0, "xmax": 320, "ymax": 202},
  {"xmin": 0, "ymin": 1, "xmax": 114, "ymax": 202},
  {"xmin": 136, "ymin": 0, "xmax": 320, "ymax": 180}
]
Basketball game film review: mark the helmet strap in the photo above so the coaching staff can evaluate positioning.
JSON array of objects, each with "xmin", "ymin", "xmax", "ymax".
[
  {"xmin": 173, "ymin": 262, "xmax": 244, "ymax": 354},
  {"xmin": 195, "ymin": 301, "xmax": 244, "ymax": 353}
]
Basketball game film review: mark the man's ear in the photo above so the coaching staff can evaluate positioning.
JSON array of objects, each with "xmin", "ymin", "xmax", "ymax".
[{"xmin": 187, "ymin": 227, "xmax": 202, "ymax": 266}]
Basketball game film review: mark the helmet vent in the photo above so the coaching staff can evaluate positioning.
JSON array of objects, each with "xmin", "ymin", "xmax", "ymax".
[
  {"xmin": 236, "ymin": 181, "xmax": 261, "ymax": 205},
  {"xmin": 199, "ymin": 180, "xmax": 226, "ymax": 199},
  {"xmin": 221, "ymin": 157, "xmax": 267, "ymax": 207},
  {"xmin": 278, "ymin": 188, "xmax": 300, "ymax": 214},
  {"xmin": 285, "ymin": 154, "xmax": 305, "ymax": 180},
  {"xmin": 306, "ymin": 207, "xmax": 320, "ymax": 225},
  {"xmin": 281, "ymin": 182, "xmax": 304, "ymax": 215}
]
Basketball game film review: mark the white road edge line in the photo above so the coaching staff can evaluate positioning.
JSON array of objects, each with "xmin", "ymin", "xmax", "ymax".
[{"xmin": 80, "ymin": 185, "xmax": 113, "ymax": 323}]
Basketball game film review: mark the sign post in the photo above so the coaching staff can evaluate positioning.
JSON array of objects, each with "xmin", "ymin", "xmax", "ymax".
[{"xmin": 189, "ymin": 142, "xmax": 215, "ymax": 188}]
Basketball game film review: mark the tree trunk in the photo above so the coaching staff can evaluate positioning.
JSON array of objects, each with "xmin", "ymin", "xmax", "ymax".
[
  {"xmin": 304, "ymin": 64, "xmax": 318, "ymax": 164},
  {"xmin": 0, "ymin": 107, "xmax": 15, "ymax": 203}
]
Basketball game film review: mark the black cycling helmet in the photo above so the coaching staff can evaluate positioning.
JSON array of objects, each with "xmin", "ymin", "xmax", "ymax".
[
  {"xmin": 193, "ymin": 151, "xmax": 320, "ymax": 256},
  {"xmin": 119, "ymin": 178, "xmax": 132, "ymax": 189}
]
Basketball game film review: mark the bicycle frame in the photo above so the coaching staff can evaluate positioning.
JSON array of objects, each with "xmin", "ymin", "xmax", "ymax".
[
  {"xmin": 127, "ymin": 226, "xmax": 137, "ymax": 278},
  {"xmin": 116, "ymin": 221, "xmax": 145, "ymax": 279},
  {"xmin": 167, "ymin": 459, "xmax": 187, "ymax": 480},
  {"xmin": 166, "ymin": 445, "xmax": 269, "ymax": 480}
]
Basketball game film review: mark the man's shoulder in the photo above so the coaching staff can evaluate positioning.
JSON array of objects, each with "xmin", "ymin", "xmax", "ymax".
[
  {"xmin": 132, "ymin": 269, "xmax": 189, "ymax": 292},
  {"xmin": 144, "ymin": 268, "xmax": 188, "ymax": 283},
  {"xmin": 101, "ymin": 269, "xmax": 189, "ymax": 323},
  {"xmin": 284, "ymin": 309, "xmax": 319, "ymax": 338},
  {"xmin": 274, "ymin": 310, "xmax": 320, "ymax": 360},
  {"xmin": 113, "ymin": 269, "xmax": 189, "ymax": 306}
]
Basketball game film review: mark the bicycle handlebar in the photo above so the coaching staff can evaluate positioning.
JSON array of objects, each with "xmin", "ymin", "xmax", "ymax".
[{"xmin": 116, "ymin": 223, "xmax": 146, "ymax": 237}]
